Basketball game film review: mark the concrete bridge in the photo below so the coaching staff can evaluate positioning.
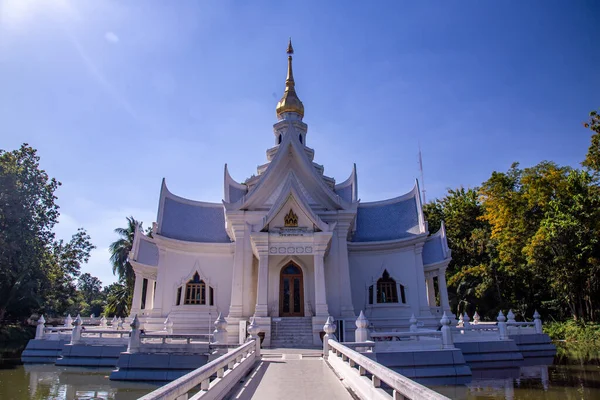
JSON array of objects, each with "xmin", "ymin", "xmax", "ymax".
[{"xmin": 139, "ymin": 317, "xmax": 450, "ymax": 400}]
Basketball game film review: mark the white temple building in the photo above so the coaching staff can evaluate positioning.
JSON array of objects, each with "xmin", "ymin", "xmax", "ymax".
[{"xmin": 128, "ymin": 40, "xmax": 453, "ymax": 347}]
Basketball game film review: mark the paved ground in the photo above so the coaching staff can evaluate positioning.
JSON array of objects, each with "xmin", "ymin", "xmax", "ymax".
[{"xmin": 227, "ymin": 352, "xmax": 354, "ymax": 400}]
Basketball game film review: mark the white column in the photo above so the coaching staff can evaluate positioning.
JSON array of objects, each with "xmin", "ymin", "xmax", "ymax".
[
  {"xmin": 255, "ymin": 250, "xmax": 269, "ymax": 317},
  {"xmin": 425, "ymin": 272, "xmax": 437, "ymax": 307},
  {"xmin": 313, "ymin": 250, "xmax": 329, "ymax": 317},
  {"xmin": 150, "ymin": 248, "xmax": 165, "ymax": 317},
  {"xmin": 145, "ymin": 279, "xmax": 155, "ymax": 311},
  {"xmin": 414, "ymin": 243, "xmax": 432, "ymax": 315},
  {"xmin": 228, "ymin": 225, "xmax": 246, "ymax": 318},
  {"xmin": 336, "ymin": 222, "xmax": 356, "ymax": 317},
  {"xmin": 437, "ymin": 268, "xmax": 451, "ymax": 313},
  {"xmin": 130, "ymin": 273, "xmax": 144, "ymax": 315}
]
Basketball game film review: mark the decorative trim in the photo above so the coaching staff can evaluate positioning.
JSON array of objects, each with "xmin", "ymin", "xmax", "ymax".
[
  {"xmin": 269, "ymin": 246, "xmax": 313, "ymax": 255},
  {"xmin": 347, "ymin": 232, "xmax": 428, "ymax": 253},
  {"xmin": 153, "ymin": 234, "xmax": 235, "ymax": 254}
]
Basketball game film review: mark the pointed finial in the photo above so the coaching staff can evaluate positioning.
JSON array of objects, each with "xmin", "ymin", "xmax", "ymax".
[{"xmin": 276, "ymin": 38, "xmax": 304, "ymax": 118}]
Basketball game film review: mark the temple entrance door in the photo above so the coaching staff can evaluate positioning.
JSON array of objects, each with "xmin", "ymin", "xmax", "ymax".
[{"xmin": 279, "ymin": 263, "xmax": 304, "ymax": 317}]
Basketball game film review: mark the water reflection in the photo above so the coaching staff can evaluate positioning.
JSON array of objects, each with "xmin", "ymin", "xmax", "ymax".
[
  {"xmin": 0, "ymin": 364, "xmax": 159, "ymax": 400},
  {"xmin": 430, "ymin": 344, "xmax": 600, "ymax": 400}
]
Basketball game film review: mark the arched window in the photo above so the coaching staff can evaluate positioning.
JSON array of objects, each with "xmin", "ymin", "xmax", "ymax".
[
  {"xmin": 377, "ymin": 270, "xmax": 398, "ymax": 303},
  {"xmin": 298, "ymin": 134, "xmax": 303, "ymax": 144},
  {"xmin": 181, "ymin": 272, "xmax": 214, "ymax": 305},
  {"xmin": 278, "ymin": 134, "xmax": 282, "ymax": 144},
  {"xmin": 368, "ymin": 270, "xmax": 407, "ymax": 305}
]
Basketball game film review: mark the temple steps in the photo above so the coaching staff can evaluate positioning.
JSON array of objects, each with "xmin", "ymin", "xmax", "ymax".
[{"xmin": 270, "ymin": 317, "xmax": 314, "ymax": 348}]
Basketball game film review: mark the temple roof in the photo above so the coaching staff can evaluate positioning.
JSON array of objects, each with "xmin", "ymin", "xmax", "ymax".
[
  {"xmin": 157, "ymin": 179, "xmax": 231, "ymax": 243},
  {"xmin": 136, "ymin": 235, "xmax": 159, "ymax": 266},
  {"xmin": 423, "ymin": 221, "xmax": 451, "ymax": 265},
  {"xmin": 351, "ymin": 181, "xmax": 426, "ymax": 242}
]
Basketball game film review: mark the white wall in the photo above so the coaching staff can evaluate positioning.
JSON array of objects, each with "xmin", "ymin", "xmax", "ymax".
[
  {"xmin": 348, "ymin": 246, "xmax": 423, "ymax": 320},
  {"xmin": 155, "ymin": 249, "xmax": 235, "ymax": 317}
]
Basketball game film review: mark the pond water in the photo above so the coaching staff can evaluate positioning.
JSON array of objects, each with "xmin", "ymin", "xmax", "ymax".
[
  {"xmin": 0, "ymin": 364, "xmax": 159, "ymax": 400},
  {"xmin": 0, "ymin": 343, "xmax": 598, "ymax": 399},
  {"xmin": 429, "ymin": 343, "xmax": 600, "ymax": 399}
]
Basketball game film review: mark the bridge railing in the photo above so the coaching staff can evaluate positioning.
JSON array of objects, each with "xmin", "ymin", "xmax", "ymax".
[
  {"xmin": 139, "ymin": 318, "xmax": 262, "ymax": 400},
  {"xmin": 325, "ymin": 337, "xmax": 449, "ymax": 400}
]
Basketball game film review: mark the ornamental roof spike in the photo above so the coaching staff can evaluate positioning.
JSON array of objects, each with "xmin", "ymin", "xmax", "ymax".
[{"xmin": 276, "ymin": 38, "xmax": 304, "ymax": 118}]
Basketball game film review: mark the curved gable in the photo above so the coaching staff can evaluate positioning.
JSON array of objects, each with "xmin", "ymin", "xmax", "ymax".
[
  {"xmin": 352, "ymin": 183, "xmax": 425, "ymax": 242},
  {"xmin": 157, "ymin": 180, "xmax": 231, "ymax": 243},
  {"xmin": 423, "ymin": 221, "xmax": 451, "ymax": 265}
]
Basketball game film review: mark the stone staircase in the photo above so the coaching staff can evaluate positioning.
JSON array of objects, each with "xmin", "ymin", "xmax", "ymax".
[{"xmin": 270, "ymin": 317, "xmax": 315, "ymax": 348}]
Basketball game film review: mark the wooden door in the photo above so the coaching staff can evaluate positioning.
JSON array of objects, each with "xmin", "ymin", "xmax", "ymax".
[{"xmin": 279, "ymin": 263, "xmax": 304, "ymax": 317}]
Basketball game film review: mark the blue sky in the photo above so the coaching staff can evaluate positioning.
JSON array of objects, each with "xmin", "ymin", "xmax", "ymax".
[{"xmin": 1, "ymin": 1, "xmax": 598, "ymax": 286}]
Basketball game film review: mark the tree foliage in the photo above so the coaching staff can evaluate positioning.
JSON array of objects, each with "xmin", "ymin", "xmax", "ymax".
[
  {"xmin": 426, "ymin": 111, "xmax": 600, "ymax": 322},
  {"xmin": 0, "ymin": 144, "xmax": 101, "ymax": 321}
]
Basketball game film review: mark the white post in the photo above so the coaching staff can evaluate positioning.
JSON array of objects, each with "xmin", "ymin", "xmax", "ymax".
[
  {"xmin": 425, "ymin": 272, "xmax": 437, "ymax": 307},
  {"xmin": 458, "ymin": 313, "xmax": 464, "ymax": 327},
  {"xmin": 35, "ymin": 315, "xmax": 46, "ymax": 340},
  {"xmin": 145, "ymin": 280, "xmax": 155, "ymax": 312},
  {"xmin": 473, "ymin": 311, "xmax": 481, "ymax": 324},
  {"xmin": 64, "ymin": 314, "xmax": 73, "ymax": 328},
  {"xmin": 409, "ymin": 314, "xmax": 418, "ymax": 332},
  {"xmin": 507, "ymin": 309, "xmax": 516, "ymax": 324},
  {"xmin": 355, "ymin": 311, "xmax": 369, "ymax": 342},
  {"xmin": 313, "ymin": 251, "xmax": 329, "ymax": 317},
  {"xmin": 213, "ymin": 313, "xmax": 228, "ymax": 344},
  {"xmin": 100, "ymin": 316, "xmax": 107, "ymax": 329},
  {"xmin": 131, "ymin": 273, "xmax": 144, "ymax": 314},
  {"xmin": 164, "ymin": 315, "xmax": 173, "ymax": 335},
  {"xmin": 437, "ymin": 269, "xmax": 451, "ymax": 314},
  {"xmin": 463, "ymin": 312, "xmax": 471, "ymax": 328},
  {"xmin": 440, "ymin": 312, "xmax": 454, "ymax": 349},
  {"xmin": 111, "ymin": 316, "xmax": 118, "ymax": 329},
  {"xmin": 247, "ymin": 317, "xmax": 261, "ymax": 357},
  {"xmin": 71, "ymin": 315, "xmax": 82, "ymax": 345},
  {"xmin": 255, "ymin": 251, "xmax": 269, "ymax": 317},
  {"xmin": 323, "ymin": 316, "xmax": 337, "ymax": 360},
  {"xmin": 533, "ymin": 310, "xmax": 543, "ymax": 334},
  {"xmin": 117, "ymin": 317, "xmax": 124, "ymax": 330},
  {"xmin": 497, "ymin": 311, "xmax": 508, "ymax": 340},
  {"xmin": 127, "ymin": 315, "xmax": 141, "ymax": 353}
]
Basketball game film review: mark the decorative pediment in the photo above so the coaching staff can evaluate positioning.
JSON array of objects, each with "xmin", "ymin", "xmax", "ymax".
[
  {"xmin": 284, "ymin": 209, "xmax": 298, "ymax": 227},
  {"xmin": 260, "ymin": 174, "xmax": 331, "ymax": 233}
]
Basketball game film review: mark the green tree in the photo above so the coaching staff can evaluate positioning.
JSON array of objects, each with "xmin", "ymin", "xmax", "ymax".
[
  {"xmin": 526, "ymin": 170, "xmax": 600, "ymax": 321},
  {"xmin": 583, "ymin": 109, "xmax": 600, "ymax": 176},
  {"xmin": 77, "ymin": 273, "xmax": 105, "ymax": 316},
  {"xmin": 0, "ymin": 145, "xmax": 59, "ymax": 321},
  {"xmin": 424, "ymin": 188, "xmax": 499, "ymax": 318},
  {"xmin": 103, "ymin": 282, "xmax": 130, "ymax": 317},
  {"xmin": 0, "ymin": 144, "xmax": 94, "ymax": 321},
  {"xmin": 109, "ymin": 216, "xmax": 143, "ymax": 294}
]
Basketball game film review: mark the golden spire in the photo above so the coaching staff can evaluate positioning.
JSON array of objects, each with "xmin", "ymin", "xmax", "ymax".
[{"xmin": 276, "ymin": 38, "xmax": 304, "ymax": 118}]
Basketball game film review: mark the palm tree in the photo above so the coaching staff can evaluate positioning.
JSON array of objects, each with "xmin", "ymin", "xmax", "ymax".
[
  {"xmin": 109, "ymin": 216, "xmax": 142, "ymax": 294},
  {"xmin": 103, "ymin": 282, "xmax": 130, "ymax": 317}
]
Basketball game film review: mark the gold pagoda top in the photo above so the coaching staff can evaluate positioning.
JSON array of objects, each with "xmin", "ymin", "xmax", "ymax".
[{"xmin": 276, "ymin": 38, "xmax": 304, "ymax": 118}]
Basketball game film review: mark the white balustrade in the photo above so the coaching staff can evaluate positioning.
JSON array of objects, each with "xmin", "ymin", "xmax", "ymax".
[
  {"xmin": 140, "ymin": 329, "xmax": 261, "ymax": 400},
  {"xmin": 325, "ymin": 339, "xmax": 449, "ymax": 400}
]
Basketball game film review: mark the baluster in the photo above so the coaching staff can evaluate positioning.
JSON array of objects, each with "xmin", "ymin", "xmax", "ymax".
[
  {"xmin": 217, "ymin": 367, "xmax": 224, "ymax": 378},
  {"xmin": 372, "ymin": 375, "xmax": 381, "ymax": 388},
  {"xmin": 201, "ymin": 378, "xmax": 210, "ymax": 390}
]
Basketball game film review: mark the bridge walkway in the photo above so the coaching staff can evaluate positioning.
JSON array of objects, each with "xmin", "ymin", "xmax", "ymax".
[{"xmin": 227, "ymin": 348, "xmax": 354, "ymax": 400}]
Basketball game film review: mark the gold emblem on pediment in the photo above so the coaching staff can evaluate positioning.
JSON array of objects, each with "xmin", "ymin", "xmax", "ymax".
[{"xmin": 284, "ymin": 209, "xmax": 299, "ymax": 227}]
